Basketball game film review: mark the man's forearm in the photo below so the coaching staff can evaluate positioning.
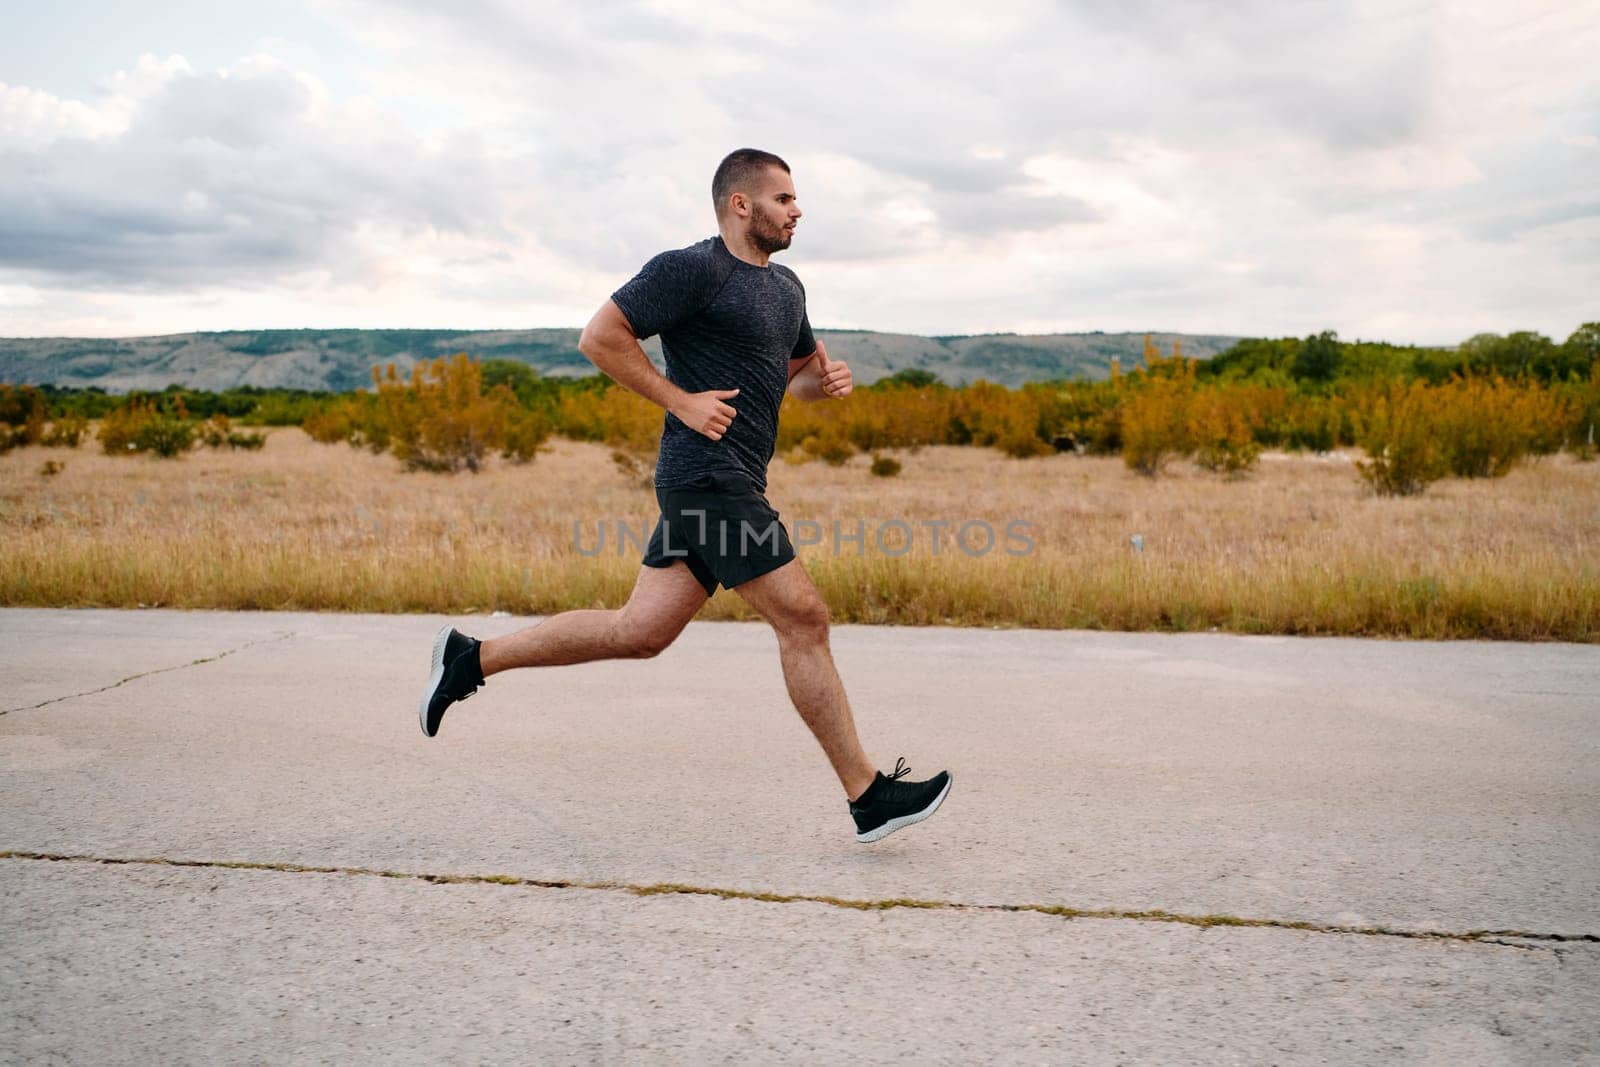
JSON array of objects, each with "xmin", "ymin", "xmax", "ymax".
[
  {"xmin": 581, "ymin": 336, "xmax": 688, "ymax": 414},
  {"xmin": 787, "ymin": 358, "xmax": 826, "ymax": 402}
]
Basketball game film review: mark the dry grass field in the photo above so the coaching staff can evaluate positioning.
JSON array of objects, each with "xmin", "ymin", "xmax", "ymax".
[{"xmin": 2, "ymin": 426, "xmax": 1596, "ymax": 640}]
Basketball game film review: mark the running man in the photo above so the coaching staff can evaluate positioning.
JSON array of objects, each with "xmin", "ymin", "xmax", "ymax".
[{"xmin": 419, "ymin": 148, "xmax": 951, "ymax": 844}]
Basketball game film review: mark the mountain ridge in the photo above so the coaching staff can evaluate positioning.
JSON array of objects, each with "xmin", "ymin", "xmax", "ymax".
[{"xmin": 0, "ymin": 327, "xmax": 1246, "ymax": 393}]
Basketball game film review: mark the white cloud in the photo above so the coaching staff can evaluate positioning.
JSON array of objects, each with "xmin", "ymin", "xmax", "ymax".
[
  {"xmin": 0, "ymin": 0, "xmax": 1596, "ymax": 344},
  {"xmin": 0, "ymin": 53, "xmax": 524, "ymax": 290}
]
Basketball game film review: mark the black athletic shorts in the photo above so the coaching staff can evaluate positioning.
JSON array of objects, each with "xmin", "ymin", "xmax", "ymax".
[{"xmin": 641, "ymin": 471, "xmax": 797, "ymax": 596}]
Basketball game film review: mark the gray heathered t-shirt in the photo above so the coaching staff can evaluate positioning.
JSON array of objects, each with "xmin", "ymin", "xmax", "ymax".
[{"xmin": 611, "ymin": 235, "xmax": 815, "ymax": 492}]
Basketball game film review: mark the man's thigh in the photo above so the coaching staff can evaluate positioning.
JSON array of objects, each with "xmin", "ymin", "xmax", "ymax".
[
  {"xmin": 731, "ymin": 557, "xmax": 827, "ymax": 631},
  {"xmin": 621, "ymin": 560, "xmax": 711, "ymax": 636}
]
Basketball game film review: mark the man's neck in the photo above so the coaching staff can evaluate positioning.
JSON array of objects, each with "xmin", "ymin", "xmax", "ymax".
[{"xmin": 717, "ymin": 225, "xmax": 770, "ymax": 268}]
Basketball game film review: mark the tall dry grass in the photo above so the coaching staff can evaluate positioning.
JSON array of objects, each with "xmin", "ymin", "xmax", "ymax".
[{"xmin": 2, "ymin": 426, "xmax": 1596, "ymax": 639}]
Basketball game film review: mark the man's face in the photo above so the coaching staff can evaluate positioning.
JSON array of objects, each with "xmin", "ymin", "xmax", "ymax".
[{"xmin": 740, "ymin": 167, "xmax": 802, "ymax": 255}]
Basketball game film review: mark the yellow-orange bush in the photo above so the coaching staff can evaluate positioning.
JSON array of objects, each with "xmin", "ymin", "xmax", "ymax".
[
  {"xmin": 1189, "ymin": 388, "xmax": 1261, "ymax": 476},
  {"xmin": 303, "ymin": 399, "xmax": 363, "ymax": 446},
  {"xmin": 41, "ymin": 414, "xmax": 88, "ymax": 448},
  {"xmin": 946, "ymin": 381, "xmax": 1051, "ymax": 457},
  {"xmin": 197, "ymin": 412, "xmax": 266, "ymax": 451},
  {"xmin": 777, "ymin": 383, "xmax": 955, "ymax": 455},
  {"xmin": 1431, "ymin": 375, "xmax": 1560, "ymax": 478},
  {"xmin": 1350, "ymin": 375, "xmax": 1571, "ymax": 493},
  {"xmin": 286, "ymin": 340, "xmax": 1588, "ymax": 489},
  {"xmin": 0, "ymin": 384, "xmax": 85, "ymax": 452},
  {"xmin": 320, "ymin": 354, "xmax": 549, "ymax": 472},
  {"xmin": 1283, "ymin": 393, "xmax": 1346, "ymax": 452},
  {"xmin": 571, "ymin": 386, "xmax": 662, "ymax": 455},
  {"xmin": 1120, "ymin": 346, "xmax": 1197, "ymax": 476},
  {"xmin": 798, "ymin": 425, "xmax": 857, "ymax": 466},
  {"xmin": 1351, "ymin": 381, "xmax": 1445, "ymax": 496},
  {"xmin": 1223, "ymin": 383, "xmax": 1291, "ymax": 447},
  {"xmin": 98, "ymin": 397, "xmax": 196, "ymax": 458}
]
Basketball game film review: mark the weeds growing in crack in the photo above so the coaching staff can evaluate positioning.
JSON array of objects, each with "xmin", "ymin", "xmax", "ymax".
[{"xmin": 2, "ymin": 850, "xmax": 1592, "ymax": 949}]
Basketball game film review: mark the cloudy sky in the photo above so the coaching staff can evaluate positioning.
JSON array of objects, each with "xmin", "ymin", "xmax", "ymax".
[{"xmin": 1, "ymin": 0, "xmax": 1595, "ymax": 345}]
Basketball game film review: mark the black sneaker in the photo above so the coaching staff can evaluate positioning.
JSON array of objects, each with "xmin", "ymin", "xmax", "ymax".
[
  {"xmin": 419, "ymin": 625, "xmax": 483, "ymax": 738},
  {"xmin": 848, "ymin": 758, "xmax": 953, "ymax": 843}
]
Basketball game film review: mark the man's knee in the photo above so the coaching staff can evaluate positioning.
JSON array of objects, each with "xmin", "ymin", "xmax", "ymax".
[
  {"xmin": 774, "ymin": 595, "xmax": 830, "ymax": 641},
  {"xmin": 614, "ymin": 617, "xmax": 680, "ymax": 659}
]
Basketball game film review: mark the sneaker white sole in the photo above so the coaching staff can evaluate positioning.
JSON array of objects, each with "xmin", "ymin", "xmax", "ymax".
[
  {"xmin": 854, "ymin": 773, "xmax": 953, "ymax": 844},
  {"xmin": 419, "ymin": 624, "xmax": 452, "ymax": 737}
]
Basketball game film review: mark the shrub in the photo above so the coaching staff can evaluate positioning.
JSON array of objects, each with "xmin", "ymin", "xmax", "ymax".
[
  {"xmin": 0, "ymin": 386, "xmax": 88, "ymax": 450},
  {"xmin": 593, "ymin": 386, "xmax": 660, "ymax": 457},
  {"xmin": 1, "ymin": 383, "xmax": 44, "ymax": 426},
  {"xmin": 1120, "ymin": 372, "xmax": 1195, "ymax": 476},
  {"xmin": 309, "ymin": 354, "xmax": 551, "ymax": 472},
  {"xmin": 502, "ymin": 407, "xmax": 552, "ymax": 464},
  {"xmin": 96, "ymin": 405, "xmax": 141, "ymax": 454},
  {"xmin": 1352, "ymin": 381, "xmax": 1445, "ymax": 496},
  {"xmin": 1033, "ymin": 381, "xmax": 1120, "ymax": 453},
  {"xmin": 1565, "ymin": 363, "xmax": 1600, "ymax": 459},
  {"xmin": 199, "ymin": 413, "xmax": 230, "ymax": 448},
  {"xmin": 948, "ymin": 380, "xmax": 1049, "ymax": 456},
  {"xmin": 1189, "ymin": 389, "xmax": 1261, "ymax": 476},
  {"xmin": 554, "ymin": 384, "xmax": 655, "ymax": 478},
  {"xmin": 869, "ymin": 452, "xmax": 902, "ymax": 477},
  {"xmin": 1431, "ymin": 375, "xmax": 1540, "ymax": 479},
  {"xmin": 247, "ymin": 393, "xmax": 325, "ymax": 426},
  {"xmin": 42, "ymin": 415, "xmax": 88, "ymax": 448},
  {"xmin": 302, "ymin": 398, "xmax": 363, "ymax": 446},
  {"xmin": 379, "ymin": 357, "xmax": 491, "ymax": 472},
  {"xmin": 1284, "ymin": 394, "xmax": 1345, "ymax": 452},
  {"xmin": 1225, "ymin": 383, "xmax": 1292, "ymax": 448},
  {"xmin": 1115, "ymin": 337, "xmax": 1199, "ymax": 476},
  {"xmin": 0, "ymin": 384, "xmax": 47, "ymax": 451},
  {"xmin": 1574, "ymin": 423, "xmax": 1597, "ymax": 462},
  {"xmin": 98, "ymin": 397, "xmax": 196, "ymax": 458},
  {"xmin": 801, "ymin": 427, "xmax": 856, "ymax": 466},
  {"xmin": 1121, "ymin": 380, "xmax": 1192, "ymax": 475},
  {"xmin": 998, "ymin": 424, "xmax": 1053, "ymax": 458},
  {"xmin": 138, "ymin": 412, "xmax": 196, "ymax": 457},
  {"xmin": 194, "ymin": 411, "xmax": 267, "ymax": 450}
]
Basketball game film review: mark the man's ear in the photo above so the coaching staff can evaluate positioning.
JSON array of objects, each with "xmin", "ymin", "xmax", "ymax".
[{"xmin": 728, "ymin": 191, "xmax": 749, "ymax": 218}]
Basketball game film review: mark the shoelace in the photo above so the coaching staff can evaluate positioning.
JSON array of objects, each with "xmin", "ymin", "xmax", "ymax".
[{"xmin": 852, "ymin": 758, "xmax": 916, "ymax": 811}]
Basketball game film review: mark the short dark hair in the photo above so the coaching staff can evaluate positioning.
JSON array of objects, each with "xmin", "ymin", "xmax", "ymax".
[{"xmin": 712, "ymin": 148, "xmax": 790, "ymax": 216}]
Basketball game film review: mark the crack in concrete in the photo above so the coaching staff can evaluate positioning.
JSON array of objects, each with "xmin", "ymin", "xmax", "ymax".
[
  {"xmin": 0, "ymin": 631, "xmax": 296, "ymax": 716},
  {"xmin": 4, "ymin": 849, "xmax": 1594, "ymax": 950}
]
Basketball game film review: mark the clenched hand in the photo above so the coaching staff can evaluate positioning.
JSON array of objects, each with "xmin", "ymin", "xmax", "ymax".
[
  {"xmin": 674, "ymin": 388, "xmax": 740, "ymax": 441},
  {"xmin": 816, "ymin": 343, "xmax": 853, "ymax": 398}
]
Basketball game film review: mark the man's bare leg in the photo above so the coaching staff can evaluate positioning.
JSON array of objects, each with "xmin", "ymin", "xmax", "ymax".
[
  {"xmin": 479, "ymin": 561, "xmax": 709, "ymax": 675},
  {"xmin": 733, "ymin": 558, "xmax": 877, "ymax": 801}
]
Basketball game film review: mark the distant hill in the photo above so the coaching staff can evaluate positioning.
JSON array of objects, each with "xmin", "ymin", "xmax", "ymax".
[{"xmin": 0, "ymin": 327, "xmax": 1245, "ymax": 393}]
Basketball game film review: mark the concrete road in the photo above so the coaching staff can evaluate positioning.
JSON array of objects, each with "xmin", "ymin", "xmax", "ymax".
[{"xmin": 2, "ymin": 607, "xmax": 1597, "ymax": 1063}]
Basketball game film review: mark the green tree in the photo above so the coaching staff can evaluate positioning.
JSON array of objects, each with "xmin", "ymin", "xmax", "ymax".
[
  {"xmin": 1456, "ymin": 331, "xmax": 1556, "ymax": 379},
  {"xmin": 1292, "ymin": 330, "xmax": 1342, "ymax": 382},
  {"xmin": 875, "ymin": 367, "xmax": 943, "ymax": 389},
  {"xmin": 1550, "ymin": 322, "xmax": 1600, "ymax": 381},
  {"xmin": 480, "ymin": 358, "xmax": 541, "ymax": 401},
  {"xmin": 1195, "ymin": 337, "xmax": 1297, "ymax": 382},
  {"xmin": 1498, "ymin": 331, "xmax": 1556, "ymax": 377}
]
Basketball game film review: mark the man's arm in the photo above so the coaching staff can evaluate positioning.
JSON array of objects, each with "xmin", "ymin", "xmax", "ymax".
[
  {"xmin": 578, "ymin": 300, "xmax": 740, "ymax": 441},
  {"xmin": 786, "ymin": 350, "xmax": 821, "ymax": 399},
  {"xmin": 786, "ymin": 337, "xmax": 853, "ymax": 401}
]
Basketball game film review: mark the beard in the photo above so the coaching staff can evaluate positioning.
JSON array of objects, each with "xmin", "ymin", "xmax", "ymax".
[{"xmin": 748, "ymin": 210, "xmax": 793, "ymax": 255}]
